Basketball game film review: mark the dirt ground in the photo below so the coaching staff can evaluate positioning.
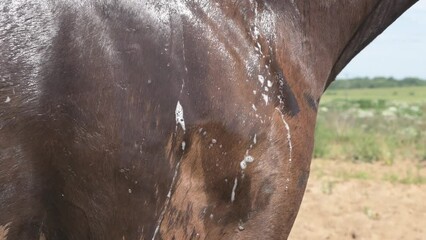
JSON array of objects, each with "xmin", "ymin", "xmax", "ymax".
[
  {"xmin": 1, "ymin": 160, "xmax": 424, "ymax": 240},
  {"xmin": 290, "ymin": 159, "xmax": 426, "ymax": 240}
]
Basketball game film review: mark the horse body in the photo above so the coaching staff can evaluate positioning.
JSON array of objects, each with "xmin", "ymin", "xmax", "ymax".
[{"xmin": 0, "ymin": 1, "xmax": 417, "ymax": 239}]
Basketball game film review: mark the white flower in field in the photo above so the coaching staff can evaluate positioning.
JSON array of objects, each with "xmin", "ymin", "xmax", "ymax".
[
  {"xmin": 387, "ymin": 106, "xmax": 398, "ymax": 112},
  {"xmin": 410, "ymin": 106, "xmax": 420, "ymax": 112},
  {"xmin": 320, "ymin": 107, "xmax": 328, "ymax": 112},
  {"xmin": 357, "ymin": 110, "xmax": 374, "ymax": 118},
  {"xmin": 382, "ymin": 108, "xmax": 397, "ymax": 118}
]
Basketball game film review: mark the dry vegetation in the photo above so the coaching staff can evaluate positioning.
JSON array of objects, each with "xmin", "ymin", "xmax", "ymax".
[{"xmin": 291, "ymin": 85, "xmax": 426, "ymax": 239}]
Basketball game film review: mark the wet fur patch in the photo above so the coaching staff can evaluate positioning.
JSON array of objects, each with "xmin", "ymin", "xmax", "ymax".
[
  {"xmin": 271, "ymin": 62, "xmax": 300, "ymax": 117},
  {"xmin": 304, "ymin": 93, "xmax": 318, "ymax": 112}
]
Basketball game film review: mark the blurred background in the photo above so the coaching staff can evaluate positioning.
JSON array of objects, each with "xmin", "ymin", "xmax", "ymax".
[{"xmin": 291, "ymin": 2, "xmax": 426, "ymax": 239}]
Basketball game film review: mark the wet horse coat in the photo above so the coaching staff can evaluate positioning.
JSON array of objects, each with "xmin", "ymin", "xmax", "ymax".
[{"xmin": 0, "ymin": 0, "xmax": 417, "ymax": 239}]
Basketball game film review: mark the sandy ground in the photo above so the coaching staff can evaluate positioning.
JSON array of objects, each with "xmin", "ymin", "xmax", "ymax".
[{"xmin": 290, "ymin": 159, "xmax": 426, "ymax": 240}]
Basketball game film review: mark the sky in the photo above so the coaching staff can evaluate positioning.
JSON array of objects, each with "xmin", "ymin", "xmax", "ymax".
[{"xmin": 338, "ymin": 1, "xmax": 426, "ymax": 79}]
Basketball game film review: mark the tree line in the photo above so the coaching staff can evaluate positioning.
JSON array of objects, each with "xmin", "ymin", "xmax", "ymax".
[{"xmin": 329, "ymin": 77, "xmax": 426, "ymax": 90}]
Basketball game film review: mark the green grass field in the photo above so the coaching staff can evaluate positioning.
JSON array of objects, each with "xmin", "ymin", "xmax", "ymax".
[
  {"xmin": 314, "ymin": 86, "xmax": 426, "ymax": 164},
  {"xmin": 321, "ymin": 86, "xmax": 426, "ymax": 104}
]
